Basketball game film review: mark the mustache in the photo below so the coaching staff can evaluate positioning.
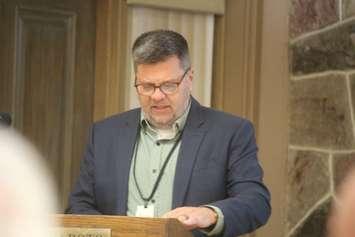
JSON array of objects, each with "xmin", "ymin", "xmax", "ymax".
[{"xmin": 151, "ymin": 104, "xmax": 170, "ymax": 107}]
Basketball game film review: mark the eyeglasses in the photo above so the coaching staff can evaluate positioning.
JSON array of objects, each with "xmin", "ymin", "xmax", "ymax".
[{"xmin": 135, "ymin": 68, "xmax": 190, "ymax": 96}]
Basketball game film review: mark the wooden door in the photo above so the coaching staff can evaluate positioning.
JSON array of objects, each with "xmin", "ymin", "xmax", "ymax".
[{"xmin": 0, "ymin": 0, "xmax": 96, "ymax": 210}]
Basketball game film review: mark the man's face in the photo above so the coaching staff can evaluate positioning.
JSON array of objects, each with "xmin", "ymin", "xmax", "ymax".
[{"xmin": 135, "ymin": 56, "xmax": 192, "ymax": 129}]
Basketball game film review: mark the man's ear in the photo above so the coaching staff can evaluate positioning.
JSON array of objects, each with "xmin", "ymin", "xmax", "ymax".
[
  {"xmin": 187, "ymin": 69, "xmax": 194, "ymax": 91},
  {"xmin": 186, "ymin": 69, "xmax": 194, "ymax": 93},
  {"xmin": 189, "ymin": 69, "xmax": 194, "ymax": 82}
]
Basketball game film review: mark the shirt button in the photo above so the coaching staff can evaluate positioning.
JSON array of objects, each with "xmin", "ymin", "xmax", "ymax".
[
  {"xmin": 151, "ymin": 199, "xmax": 155, "ymax": 203},
  {"xmin": 156, "ymin": 142, "xmax": 160, "ymax": 146},
  {"xmin": 152, "ymin": 169, "xmax": 157, "ymax": 173}
]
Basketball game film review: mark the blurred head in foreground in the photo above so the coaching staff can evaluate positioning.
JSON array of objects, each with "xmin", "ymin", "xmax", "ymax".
[
  {"xmin": 328, "ymin": 167, "xmax": 355, "ymax": 237},
  {"xmin": 0, "ymin": 126, "xmax": 58, "ymax": 237}
]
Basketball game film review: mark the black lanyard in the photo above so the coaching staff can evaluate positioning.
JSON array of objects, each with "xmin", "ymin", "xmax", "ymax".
[{"xmin": 132, "ymin": 128, "xmax": 183, "ymax": 207}]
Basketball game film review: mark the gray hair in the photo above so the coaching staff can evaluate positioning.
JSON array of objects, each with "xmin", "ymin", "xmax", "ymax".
[{"xmin": 132, "ymin": 30, "xmax": 191, "ymax": 71}]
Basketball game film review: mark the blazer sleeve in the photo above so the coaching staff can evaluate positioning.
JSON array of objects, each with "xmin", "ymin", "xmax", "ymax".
[
  {"xmin": 65, "ymin": 125, "xmax": 102, "ymax": 214},
  {"xmin": 209, "ymin": 120, "xmax": 271, "ymax": 237}
]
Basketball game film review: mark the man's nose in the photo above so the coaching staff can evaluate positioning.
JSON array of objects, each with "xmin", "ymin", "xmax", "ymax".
[{"xmin": 150, "ymin": 87, "xmax": 166, "ymax": 101}]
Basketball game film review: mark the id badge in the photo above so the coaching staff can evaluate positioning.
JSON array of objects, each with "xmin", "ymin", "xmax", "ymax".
[{"xmin": 135, "ymin": 204, "xmax": 155, "ymax": 217}]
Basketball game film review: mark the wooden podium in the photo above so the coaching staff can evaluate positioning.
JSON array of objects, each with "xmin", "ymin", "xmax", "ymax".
[{"xmin": 56, "ymin": 214, "xmax": 193, "ymax": 237}]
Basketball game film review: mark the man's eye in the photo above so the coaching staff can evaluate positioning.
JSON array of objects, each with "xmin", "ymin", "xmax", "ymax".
[
  {"xmin": 162, "ymin": 83, "xmax": 177, "ymax": 90},
  {"xmin": 141, "ymin": 84, "xmax": 153, "ymax": 90}
]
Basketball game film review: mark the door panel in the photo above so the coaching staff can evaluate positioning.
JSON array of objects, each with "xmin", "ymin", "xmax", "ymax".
[{"xmin": 0, "ymin": 0, "xmax": 96, "ymax": 210}]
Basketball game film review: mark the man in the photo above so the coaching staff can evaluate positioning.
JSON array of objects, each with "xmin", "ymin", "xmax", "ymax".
[
  {"xmin": 67, "ymin": 30, "xmax": 271, "ymax": 237},
  {"xmin": 328, "ymin": 167, "xmax": 355, "ymax": 237}
]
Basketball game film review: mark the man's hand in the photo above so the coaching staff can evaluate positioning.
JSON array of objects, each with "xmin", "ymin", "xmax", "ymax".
[{"xmin": 162, "ymin": 207, "xmax": 217, "ymax": 230}]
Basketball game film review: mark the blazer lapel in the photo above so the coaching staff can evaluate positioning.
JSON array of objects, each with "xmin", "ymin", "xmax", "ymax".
[
  {"xmin": 172, "ymin": 98, "xmax": 206, "ymax": 208},
  {"xmin": 114, "ymin": 110, "xmax": 140, "ymax": 214}
]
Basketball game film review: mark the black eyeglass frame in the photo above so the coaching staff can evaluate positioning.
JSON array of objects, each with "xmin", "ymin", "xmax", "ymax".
[{"xmin": 134, "ymin": 67, "xmax": 191, "ymax": 96}]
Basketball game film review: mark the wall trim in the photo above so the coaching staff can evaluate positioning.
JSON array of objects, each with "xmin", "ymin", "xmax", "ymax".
[{"xmin": 127, "ymin": 0, "xmax": 225, "ymax": 15}]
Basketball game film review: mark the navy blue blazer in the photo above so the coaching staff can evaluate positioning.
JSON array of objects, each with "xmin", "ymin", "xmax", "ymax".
[{"xmin": 67, "ymin": 98, "xmax": 271, "ymax": 237}]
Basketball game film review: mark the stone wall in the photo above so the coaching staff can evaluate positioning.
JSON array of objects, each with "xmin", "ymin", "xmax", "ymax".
[{"xmin": 288, "ymin": 0, "xmax": 355, "ymax": 236}]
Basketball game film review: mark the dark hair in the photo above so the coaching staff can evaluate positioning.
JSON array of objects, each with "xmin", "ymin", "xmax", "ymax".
[{"xmin": 132, "ymin": 29, "xmax": 190, "ymax": 71}]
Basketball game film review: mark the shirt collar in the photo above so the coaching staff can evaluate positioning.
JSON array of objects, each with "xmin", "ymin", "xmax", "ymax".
[{"xmin": 140, "ymin": 99, "xmax": 191, "ymax": 140}]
